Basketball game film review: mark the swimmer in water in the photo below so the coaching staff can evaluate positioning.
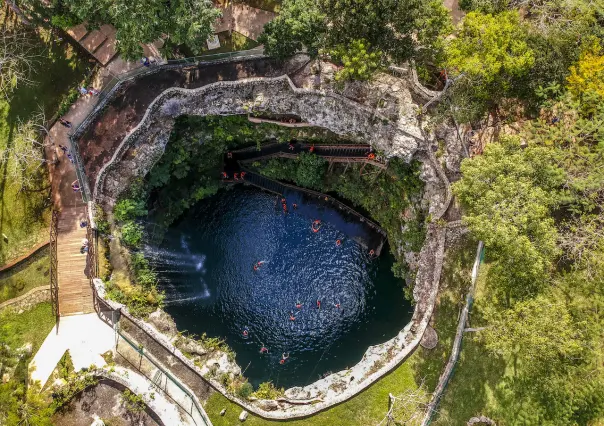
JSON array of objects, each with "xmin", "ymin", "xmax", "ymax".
[
  {"xmin": 242, "ymin": 329, "xmax": 249, "ymax": 337},
  {"xmin": 260, "ymin": 346, "xmax": 268, "ymax": 354},
  {"xmin": 295, "ymin": 301, "xmax": 302, "ymax": 309},
  {"xmin": 253, "ymin": 264, "xmax": 258, "ymax": 271},
  {"xmin": 292, "ymin": 203, "xmax": 298, "ymax": 209},
  {"xmin": 335, "ymin": 301, "xmax": 341, "ymax": 309},
  {"xmin": 279, "ymin": 353, "xmax": 290, "ymax": 364},
  {"xmin": 317, "ymin": 299, "xmax": 321, "ymax": 309},
  {"xmin": 289, "ymin": 311, "xmax": 296, "ymax": 321},
  {"xmin": 336, "ymin": 239, "xmax": 341, "ymax": 247}
]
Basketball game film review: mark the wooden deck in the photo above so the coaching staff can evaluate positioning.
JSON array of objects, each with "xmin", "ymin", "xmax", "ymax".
[{"xmin": 57, "ymin": 207, "xmax": 94, "ymax": 316}]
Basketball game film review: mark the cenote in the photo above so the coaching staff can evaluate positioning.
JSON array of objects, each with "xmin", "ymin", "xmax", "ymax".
[{"xmin": 145, "ymin": 185, "xmax": 412, "ymax": 388}]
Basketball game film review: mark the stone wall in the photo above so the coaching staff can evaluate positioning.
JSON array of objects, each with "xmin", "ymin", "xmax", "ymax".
[{"xmin": 0, "ymin": 287, "xmax": 50, "ymax": 314}]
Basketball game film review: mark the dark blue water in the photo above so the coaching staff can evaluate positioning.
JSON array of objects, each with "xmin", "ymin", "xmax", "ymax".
[{"xmin": 145, "ymin": 186, "xmax": 411, "ymax": 388}]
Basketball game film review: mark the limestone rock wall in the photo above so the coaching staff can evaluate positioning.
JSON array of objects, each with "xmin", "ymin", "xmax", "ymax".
[{"xmin": 94, "ymin": 75, "xmax": 423, "ymax": 205}]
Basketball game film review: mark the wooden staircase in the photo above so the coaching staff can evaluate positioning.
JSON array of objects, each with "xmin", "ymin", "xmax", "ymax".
[
  {"xmin": 57, "ymin": 207, "xmax": 94, "ymax": 316},
  {"xmin": 66, "ymin": 23, "xmax": 119, "ymax": 66}
]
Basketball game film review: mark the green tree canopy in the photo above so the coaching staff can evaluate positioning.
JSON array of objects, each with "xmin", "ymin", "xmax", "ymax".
[
  {"xmin": 483, "ymin": 295, "xmax": 584, "ymax": 370},
  {"xmin": 63, "ymin": 0, "xmax": 221, "ymax": 59},
  {"xmin": 259, "ymin": 0, "xmax": 451, "ymax": 69},
  {"xmin": 258, "ymin": 0, "xmax": 326, "ymax": 59},
  {"xmin": 445, "ymin": 11, "xmax": 534, "ymax": 105},
  {"xmin": 453, "ymin": 138, "xmax": 563, "ymax": 300},
  {"xmin": 329, "ymin": 39, "xmax": 383, "ymax": 81}
]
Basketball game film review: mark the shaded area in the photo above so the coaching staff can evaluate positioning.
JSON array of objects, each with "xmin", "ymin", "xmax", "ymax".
[
  {"xmin": 0, "ymin": 251, "xmax": 49, "ymax": 303},
  {"xmin": 145, "ymin": 186, "xmax": 411, "ymax": 388},
  {"xmin": 412, "ymin": 242, "xmax": 507, "ymax": 425},
  {"xmin": 52, "ymin": 380, "xmax": 162, "ymax": 426},
  {"xmin": 0, "ymin": 10, "xmax": 92, "ymax": 265}
]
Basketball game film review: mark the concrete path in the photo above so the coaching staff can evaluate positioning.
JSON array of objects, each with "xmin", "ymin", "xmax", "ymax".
[{"xmin": 29, "ymin": 313, "xmax": 115, "ymax": 387}]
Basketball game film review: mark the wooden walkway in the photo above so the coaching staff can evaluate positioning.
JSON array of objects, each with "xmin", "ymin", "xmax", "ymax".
[{"xmin": 57, "ymin": 207, "xmax": 94, "ymax": 316}]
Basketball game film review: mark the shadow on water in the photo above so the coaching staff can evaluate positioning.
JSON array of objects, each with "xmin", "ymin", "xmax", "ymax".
[{"xmin": 144, "ymin": 186, "xmax": 412, "ymax": 388}]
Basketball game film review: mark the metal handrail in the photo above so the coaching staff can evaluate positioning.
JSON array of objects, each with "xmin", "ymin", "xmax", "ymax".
[
  {"xmin": 116, "ymin": 324, "xmax": 211, "ymax": 426},
  {"xmin": 49, "ymin": 210, "xmax": 60, "ymax": 321}
]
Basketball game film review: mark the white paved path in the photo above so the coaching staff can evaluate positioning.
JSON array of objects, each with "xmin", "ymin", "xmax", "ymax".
[{"xmin": 29, "ymin": 313, "xmax": 114, "ymax": 387}]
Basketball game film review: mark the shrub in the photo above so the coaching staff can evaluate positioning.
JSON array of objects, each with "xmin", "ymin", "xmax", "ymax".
[
  {"xmin": 51, "ymin": 373, "xmax": 99, "ymax": 410},
  {"xmin": 236, "ymin": 382, "xmax": 254, "ymax": 399},
  {"xmin": 252, "ymin": 382, "xmax": 284, "ymax": 400},
  {"xmin": 329, "ymin": 39, "xmax": 383, "ymax": 82},
  {"xmin": 114, "ymin": 199, "xmax": 148, "ymax": 222},
  {"xmin": 121, "ymin": 222, "xmax": 143, "ymax": 248},
  {"xmin": 120, "ymin": 390, "xmax": 147, "ymax": 414},
  {"xmin": 295, "ymin": 152, "xmax": 326, "ymax": 190},
  {"xmin": 50, "ymin": 14, "xmax": 80, "ymax": 29},
  {"xmin": 58, "ymin": 350, "xmax": 74, "ymax": 380},
  {"xmin": 12, "ymin": 278, "xmax": 25, "ymax": 292}
]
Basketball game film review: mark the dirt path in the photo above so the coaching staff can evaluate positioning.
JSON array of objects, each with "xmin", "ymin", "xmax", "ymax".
[{"xmin": 77, "ymin": 58, "xmax": 297, "ymax": 188}]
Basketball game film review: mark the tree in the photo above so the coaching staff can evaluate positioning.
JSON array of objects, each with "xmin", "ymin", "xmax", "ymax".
[
  {"xmin": 64, "ymin": 0, "xmax": 221, "ymax": 59},
  {"xmin": 567, "ymin": 39, "xmax": 604, "ymax": 112},
  {"xmin": 483, "ymin": 295, "xmax": 583, "ymax": 370},
  {"xmin": 453, "ymin": 138, "xmax": 563, "ymax": 301},
  {"xmin": 329, "ymin": 39, "xmax": 383, "ymax": 81},
  {"xmin": 258, "ymin": 0, "xmax": 326, "ymax": 59},
  {"xmin": 445, "ymin": 11, "xmax": 534, "ymax": 114},
  {"xmin": 259, "ymin": 0, "xmax": 451, "ymax": 67},
  {"xmin": 0, "ymin": 29, "xmax": 37, "ymax": 99}
]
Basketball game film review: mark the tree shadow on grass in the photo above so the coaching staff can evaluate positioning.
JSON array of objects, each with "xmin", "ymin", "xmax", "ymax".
[{"xmin": 411, "ymin": 238, "xmax": 508, "ymax": 424}]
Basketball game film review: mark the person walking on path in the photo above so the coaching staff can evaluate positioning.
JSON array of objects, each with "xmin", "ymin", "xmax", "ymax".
[{"xmin": 59, "ymin": 118, "xmax": 72, "ymax": 128}]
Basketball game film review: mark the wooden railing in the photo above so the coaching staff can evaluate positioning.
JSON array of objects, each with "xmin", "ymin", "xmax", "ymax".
[{"xmin": 49, "ymin": 209, "xmax": 59, "ymax": 320}]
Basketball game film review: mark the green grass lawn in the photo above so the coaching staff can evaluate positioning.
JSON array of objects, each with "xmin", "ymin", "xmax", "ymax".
[
  {"xmin": 0, "ymin": 252, "xmax": 50, "ymax": 303},
  {"xmin": 0, "ymin": 302, "xmax": 55, "ymax": 352},
  {"xmin": 205, "ymin": 357, "xmax": 425, "ymax": 426},
  {"xmin": 428, "ymin": 258, "xmax": 509, "ymax": 425},
  {"xmin": 0, "ymin": 12, "xmax": 92, "ymax": 266}
]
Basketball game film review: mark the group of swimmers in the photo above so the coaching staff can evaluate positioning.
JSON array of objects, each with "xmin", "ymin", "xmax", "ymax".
[
  {"xmin": 242, "ymin": 298, "xmax": 342, "ymax": 364},
  {"xmin": 221, "ymin": 171, "xmax": 246, "ymax": 180}
]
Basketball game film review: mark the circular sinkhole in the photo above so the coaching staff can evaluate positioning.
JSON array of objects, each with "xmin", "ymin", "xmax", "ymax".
[{"xmin": 144, "ymin": 185, "xmax": 412, "ymax": 388}]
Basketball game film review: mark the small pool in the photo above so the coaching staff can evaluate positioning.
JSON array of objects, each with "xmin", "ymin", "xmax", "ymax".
[{"xmin": 145, "ymin": 186, "xmax": 412, "ymax": 388}]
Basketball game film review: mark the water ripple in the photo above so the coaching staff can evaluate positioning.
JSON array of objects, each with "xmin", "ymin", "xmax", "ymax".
[{"xmin": 145, "ymin": 186, "xmax": 411, "ymax": 387}]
